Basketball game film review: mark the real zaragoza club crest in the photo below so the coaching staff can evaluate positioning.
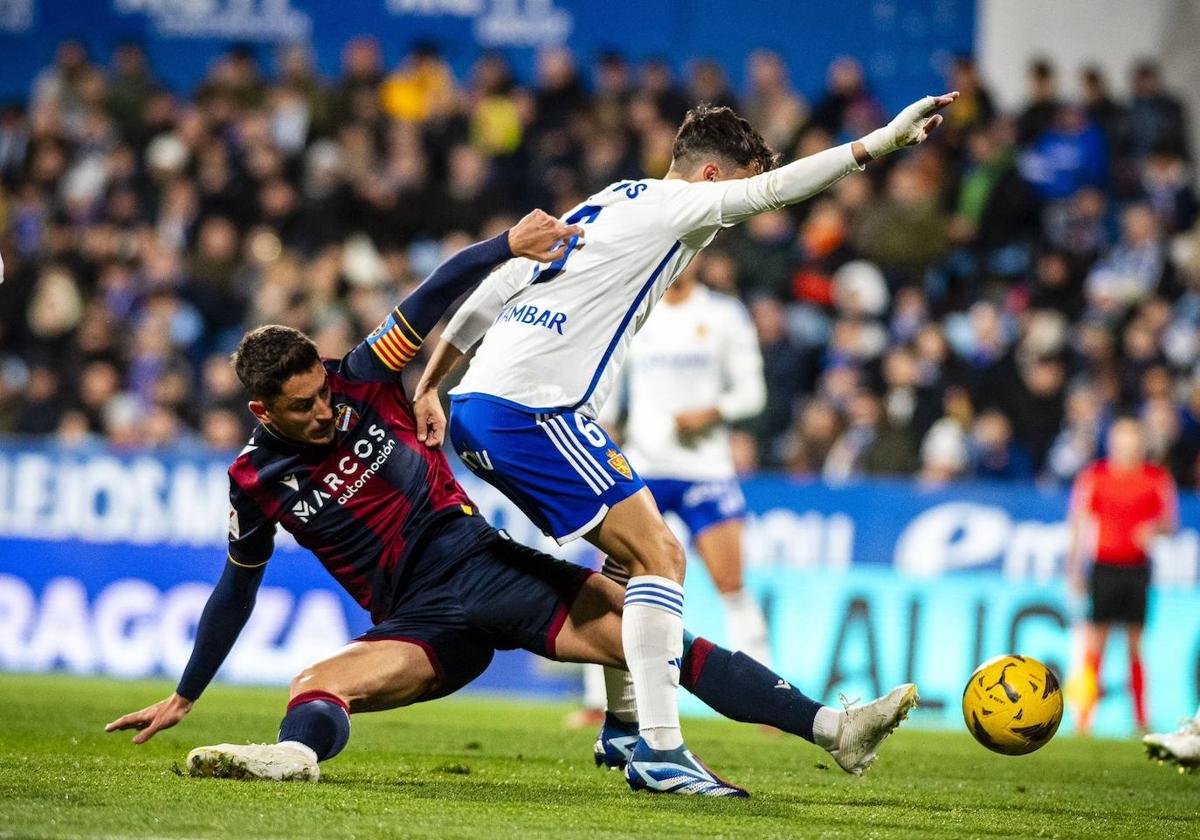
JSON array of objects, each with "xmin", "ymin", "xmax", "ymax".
[{"xmin": 606, "ymin": 449, "xmax": 632, "ymax": 480}]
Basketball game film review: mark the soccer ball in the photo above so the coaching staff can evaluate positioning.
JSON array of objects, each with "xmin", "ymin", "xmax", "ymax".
[{"xmin": 962, "ymin": 654, "xmax": 1063, "ymax": 755}]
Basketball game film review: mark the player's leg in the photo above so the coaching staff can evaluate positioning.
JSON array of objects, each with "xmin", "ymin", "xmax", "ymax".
[
  {"xmin": 1126, "ymin": 563, "xmax": 1151, "ymax": 733},
  {"xmin": 1078, "ymin": 621, "xmax": 1109, "ymax": 735},
  {"xmin": 581, "ymin": 478, "xmax": 684, "ymax": 737},
  {"xmin": 692, "ymin": 516, "xmax": 771, "ymax": 666},
  {"xmin": 1126, "ymin": 623, "xmax": 1147, "ymax": 732},
  {"xmin": 678, "ymin": 632, "xmax": 918, "ymax": 776},
  {"xmin": 187, "ymin": 639, "xmax": 442, "ymax": 782},
  {"xmin": 547, "ymin": 572, "xmax": 915, "ymax": 777},
  {"xmin": 450, "ymin": 398, "xmax": 684, "ymax": 749},
  {"xmin": 587, "ymin": 488, "xmax": 690, "ymax": 757},
  {"xmin": 568, "ymin": 555, "xmax": 636, "ymax": 730}
]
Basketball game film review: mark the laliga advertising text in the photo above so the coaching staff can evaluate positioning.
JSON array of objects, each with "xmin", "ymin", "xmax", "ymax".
[{"xmin": 0, "ymin": 574, "xmax": 350, "ymax": 682}]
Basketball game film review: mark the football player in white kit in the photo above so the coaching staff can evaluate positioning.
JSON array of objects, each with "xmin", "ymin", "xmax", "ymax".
[
  {"xmin": 601, "ymin": 257, "xmax": 771, "ymax": 664},
  {"xmin": 571, "ymin": 258, "xmax": 771, "ymax": 735},
  {"xmin": 414, "ymin": 92, "xmax": 957, "ymax": 796}
]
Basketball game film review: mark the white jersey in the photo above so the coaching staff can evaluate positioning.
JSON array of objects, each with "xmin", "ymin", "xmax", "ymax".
[
  {"xmin": 610, "ymin": 284, "xmax": 765, "ymax": 481},
  {"xmin": 443, "ymin": 143, "xmax": 862, "ymax": 418}
]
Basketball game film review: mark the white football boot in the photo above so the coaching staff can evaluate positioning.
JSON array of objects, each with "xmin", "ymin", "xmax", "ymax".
[
  {"xmin": 1144, "ymin": 719, "xmax": 1200, "ymax": 773},
  {"xmin": 826, "ymin": 683, "xmax": 920, "ymax": 776},
  {"xmin": 187, "ymin": 741, "xmax": 320, "ymax": 782}
]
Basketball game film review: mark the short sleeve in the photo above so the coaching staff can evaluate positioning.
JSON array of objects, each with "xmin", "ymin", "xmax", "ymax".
[{"xmin": 227, "ymin": 478, "xmax": 276, "ymax": 568}]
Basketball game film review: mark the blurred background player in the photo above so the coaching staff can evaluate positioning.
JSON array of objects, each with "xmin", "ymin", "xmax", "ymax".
[
  {"xmin": 574, "ymin": 258, "xmax": 768, "ymax": 725},
  {"xmin": 1066, "ymin": 417, "xmax": 1179, "ymax": 734}
]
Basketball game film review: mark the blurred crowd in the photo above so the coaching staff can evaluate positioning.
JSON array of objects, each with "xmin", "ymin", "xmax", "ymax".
[{"xmin": 0, "ymin": 38, "xmax": 1198, "ymax": 490}]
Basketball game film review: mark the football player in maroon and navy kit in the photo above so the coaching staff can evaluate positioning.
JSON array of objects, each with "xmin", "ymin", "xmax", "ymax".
[{"xmin": 105, "ymin": 212, "xmax": 915, "ymax": 795}]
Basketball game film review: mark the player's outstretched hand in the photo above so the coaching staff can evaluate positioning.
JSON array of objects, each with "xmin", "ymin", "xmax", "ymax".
[
  {"xmin": 509, "ymin": 208, "xmax": 585, "ymax": 264},
  {"xmin": 105, "ymin": 692, "xmax": 193, "ymax": 744},
  {"xmin": 862, "ymin": 91, "xmax": 960, "ymax": 159},
  {"xmin": 414, "ymin": 387, "xmax": 447, "ymax": 448}
]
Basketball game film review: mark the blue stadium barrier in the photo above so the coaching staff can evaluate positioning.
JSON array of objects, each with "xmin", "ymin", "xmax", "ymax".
[{"xmin": 0, "ymin": 440, "xmax": 1196, "ymax": 736}]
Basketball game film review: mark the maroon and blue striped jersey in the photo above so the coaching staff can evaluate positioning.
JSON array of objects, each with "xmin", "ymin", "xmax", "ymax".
[{"xmin": 226, "ymin": 310, "xmax": 483, "ymax": 623}]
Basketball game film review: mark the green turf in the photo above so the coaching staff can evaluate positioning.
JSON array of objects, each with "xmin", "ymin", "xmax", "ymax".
[{"xmin": 0, "ymin": 673, "xmax": 1196, "ymax": 839}]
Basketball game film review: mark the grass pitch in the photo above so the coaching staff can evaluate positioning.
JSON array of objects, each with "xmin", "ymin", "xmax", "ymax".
[{"xmin": 0, "ymin": 673, "xmax": 1196, "ymax": 839}]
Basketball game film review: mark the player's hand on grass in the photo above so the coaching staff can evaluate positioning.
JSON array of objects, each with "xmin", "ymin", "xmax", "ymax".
[
  {"xmin": 508, "ymin": 209, "xmax": 585, "ymax": 264},
  {"xmin": 105, "ymin": 692, "xmax": 193, "ymax": 744},
  {"xmin": 861, "ymin": 91, "xmax": 960, "ymax": 159},
  {"xmin": 413, "ymin": 388, "xmax": 446, "ymax": 448}
]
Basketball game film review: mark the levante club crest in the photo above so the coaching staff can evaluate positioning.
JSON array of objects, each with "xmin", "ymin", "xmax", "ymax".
[
  {"xmin": 334, "ymin": 404, "xmax": 359, "ymax": 432},
  {"xmin": 606, "ymin": 449, "xmax": 632, "ymax": 480}
]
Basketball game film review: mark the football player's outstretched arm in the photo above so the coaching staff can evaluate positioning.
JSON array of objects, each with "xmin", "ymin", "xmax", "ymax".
[
  {"xmin": 671, "ymin": 92, "xmax": 959, "ymax": 238},
  {"xmin": 104, "ymin": 559, "xmax": 267, "ymax": 743},
  {"xmin": 391, "ymin": 209, "xmax": 582, "ymax": 340}
]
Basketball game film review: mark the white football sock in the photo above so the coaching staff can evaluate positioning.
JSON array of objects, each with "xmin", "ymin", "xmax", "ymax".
[
  {"xmin": 623, "ymin": 575, "xmax": 684, "ymax": 751},
  {"xmin": 812, "ymin": 706, "xmax": 842, "ymax": 750},
  {"xmin": 603, "ymin": 666, "xmax": 638, "ymax": 723},
  {"xmin": 721, "ymin": 588, "xmax": 772, "ymax": 667},
  {"xmin": 275, "ymin": 740, "xmax": 319, "ymax": 764},
  {"xmin": 581, "ymin": 663, "xmax": 607, "ymax": 711}
]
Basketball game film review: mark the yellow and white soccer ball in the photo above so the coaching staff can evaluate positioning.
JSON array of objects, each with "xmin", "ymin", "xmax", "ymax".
[{"xmin": 962, "ymin": 654, "xmax": 1063, "ymax": 755}]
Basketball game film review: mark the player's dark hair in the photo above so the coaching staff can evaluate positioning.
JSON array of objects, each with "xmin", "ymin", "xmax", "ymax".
[
  {"xmin": 232, "ymin": 325, "xmax": 320, "ymax": 402},
  {"xmin": 671, "ymin": 104, "xmax": 779, "ymax": 175}
]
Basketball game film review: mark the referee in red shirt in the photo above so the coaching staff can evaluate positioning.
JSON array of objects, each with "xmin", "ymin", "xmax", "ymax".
[{"xmin": 1067, "ymin": 417, "xmax": 1178, "ymax": 734}]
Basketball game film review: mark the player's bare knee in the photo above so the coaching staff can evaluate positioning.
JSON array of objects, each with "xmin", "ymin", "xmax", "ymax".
[
  {"xmin": 709, "ymin": 566, "xmax": 740, "ymax": 594},
  {"xmin": 651, "ymin": 531, "xmax": 686, "ymax": 581},
  {"xmin": 289, "ymin": 664, "xmax": 333, "ymax": 698}
]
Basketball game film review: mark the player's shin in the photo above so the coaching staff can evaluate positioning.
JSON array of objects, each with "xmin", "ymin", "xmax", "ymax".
[
  {"xmin": 679, "ymin": 632, "xmax": 839, "ymax": 747},
  {"xmin": 1130, "ymin": 654, "xmax": 1148, "ymax": 731},
  {"xmin": 277, "ymin": 690, "xmax": 351, "ymax": 762},
  {"xmin": 623, "ymin": 576, "xmax": 685, "ymax": 751},
  {"xmin": 599, "ymin": 557, "xmax": 638, "ymax": 724}
]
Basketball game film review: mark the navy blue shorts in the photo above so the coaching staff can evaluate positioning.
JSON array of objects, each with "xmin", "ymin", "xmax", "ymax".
[
  {"xmin": 355, "ymin": 515, "xmax": 593, "ymax": 701},
  {"xmin": 449, "ymin": 394, "xmax": 645, "ymax": 544},
  {"xmin": 644, "ymin": 477, "xmax": 746, "ymax": 539}
]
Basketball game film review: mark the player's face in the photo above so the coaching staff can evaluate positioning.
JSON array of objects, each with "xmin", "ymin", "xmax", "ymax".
[
  {"xmin": 1107, "ymin": 420, "xmax": 1144, "ymax": 467},
  {"xmin": 258, "ymin": 362, "xmax": 336, "ymax": 446}
]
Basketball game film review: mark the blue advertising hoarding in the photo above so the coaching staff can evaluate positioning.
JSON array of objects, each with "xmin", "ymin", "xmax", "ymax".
[
  {"xmin": 0, "ymin": 1, "xmax": 974, "ymax": 113},
  {"xmin": 0, "ymin": 440, "xmax": 1197, "ymax": 737}
]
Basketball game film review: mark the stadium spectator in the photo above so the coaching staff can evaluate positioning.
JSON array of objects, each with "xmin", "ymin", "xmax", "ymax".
[
  {"xmin": 969, "ymin": 409, "xmax": 1034, "ymax": 481},
  {"xmin": 743, "ymin": 50, "xmax": 807, "ymax": 152},
  {"xmin": 0, "ymin": 39, "xmax": 1197, "ymax": 495},
  {"xmin": 1128, "ymin": 61, "xmax": 1190, "ymax": 160},
  {"xmin": 1016, "ymin": 58, "xmax": 1060, "ymax": 145},
  {"xmin": 823, "ymin": 389, "xmax": 918, "ymax": 482},
  {"xmin": 1084, "ymin": 204, "xmax": 1167, "ymax": 316},
  {"xmin": 808, "ymin": 56, "xmax": 883, "ymax": 143}
]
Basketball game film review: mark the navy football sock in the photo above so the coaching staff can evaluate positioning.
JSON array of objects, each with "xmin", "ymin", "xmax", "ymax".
[
  {"xmin": 680, "ymin": 633, "xmax": 820, "ymax": 743},
  {"xmin": 277, "ymin": 690, "xmax": 351, "ymax": 761}
]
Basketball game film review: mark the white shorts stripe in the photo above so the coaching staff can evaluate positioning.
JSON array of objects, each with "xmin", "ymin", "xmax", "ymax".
[
  {"xmin": 545, "ymin": 415, "xmax": 612, "ymax": 490},
  {"xmin": 551, "ymin": 415, "xmax": 613, "ymax": 488},
  {"xmin": 541, "ymin": 417, "xmax": 605, "ymax": 494}
]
